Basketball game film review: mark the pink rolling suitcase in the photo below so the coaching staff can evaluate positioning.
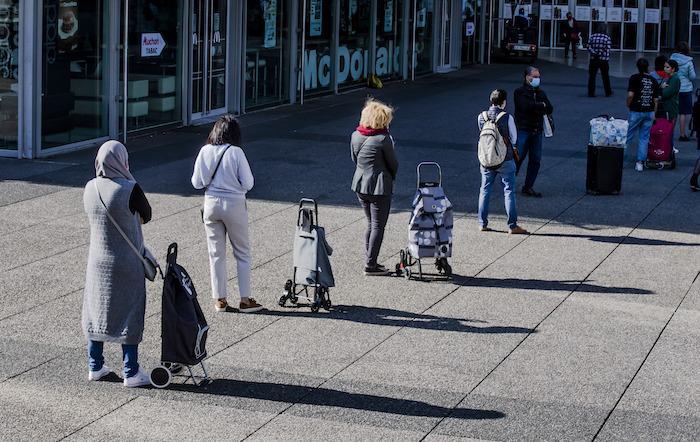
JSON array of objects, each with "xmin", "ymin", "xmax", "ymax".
[{"xmin": 646, "ymin": 116, "xmax": 676, "ymax": 169}]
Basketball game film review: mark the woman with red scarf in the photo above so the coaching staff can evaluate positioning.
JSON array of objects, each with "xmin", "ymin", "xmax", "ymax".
[{"xmin": 350, "ymin": 98, "xmax": 399, "ymax": 275}]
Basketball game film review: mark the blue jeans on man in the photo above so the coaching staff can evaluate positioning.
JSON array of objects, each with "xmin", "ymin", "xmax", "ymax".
[
  {"xmin": 515, "ymin": 129, "xmax": 543, "ymax": 191},
  {"xmin": 478, "ymin": 159, "xmax": 517, "ymax": 229},
  {"xmin": 626, "ymin": 110, "xmax": 654, "ymax": 161}
]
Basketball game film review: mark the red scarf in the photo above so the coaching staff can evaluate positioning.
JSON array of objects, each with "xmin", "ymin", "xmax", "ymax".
[
  {"xmin": 656, "ymin": 70, "xmax": 669, "ymax": 79},
  {"xmin": 356, "ymin": 125, "xmax": 389, "ymax": 136}
]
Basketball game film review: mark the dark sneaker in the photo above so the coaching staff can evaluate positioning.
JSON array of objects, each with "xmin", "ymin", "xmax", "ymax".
[
  {"xmin": 679, "ymin": 136, "xmax": 691, "ymax": 142},
  {"xmin": 364, "ymin": 265, "xmax": 392, "ymax": 276},
  {"xmin": 691, "ymin": 183, "xmax": 700, "ymax": 192},
  {"xmin": 239, "ymin": 298, "xmax": 263, "ymax": 313},
  {"xmin": 521, "ymin": 188, "xmax": 542, "ymax": 197}
]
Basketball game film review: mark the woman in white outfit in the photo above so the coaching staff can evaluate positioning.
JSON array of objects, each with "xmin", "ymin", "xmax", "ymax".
[{"xmin": 191, "ymin": 115, "xmax": 263, "ymax": 313}]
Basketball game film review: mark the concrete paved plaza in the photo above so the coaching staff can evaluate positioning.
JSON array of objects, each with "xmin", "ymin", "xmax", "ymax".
[{"xmin": 1, "ymin": 59, "xmax": 699, "ymax": 441}]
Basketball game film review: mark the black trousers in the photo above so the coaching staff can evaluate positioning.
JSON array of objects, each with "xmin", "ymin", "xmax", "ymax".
[
  {"xmin": 564, "ymin": 38, "xmax": 577, "ymax": 56},
  {"xmin": 588, "ymin": 58, "xmax": 612, "ymax": 97},
  {"xmin": 357, "ymin": 193, "xmax": 392, "ymax": 268}
]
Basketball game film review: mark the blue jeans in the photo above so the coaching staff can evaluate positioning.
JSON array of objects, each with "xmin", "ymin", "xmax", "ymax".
[
  {"xmin": 515, "ymin": 129, "xmax": 543, "ymax": 191},
  {"xmin": 479, "ymin": 159, "xmax": 518, "ymax": 229},
  {"xmin": 626, "ymin": 111, "xmax": 654, "ymax": 162},
  {"xmin": 88, "ymin": 340, "xmax": 139, "ymax": 378}
]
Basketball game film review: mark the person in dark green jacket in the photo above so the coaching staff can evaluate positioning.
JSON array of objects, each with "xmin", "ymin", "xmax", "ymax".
[{"xmin": 659, "ymin": 59, "xmax": 681, "ymax": 120}]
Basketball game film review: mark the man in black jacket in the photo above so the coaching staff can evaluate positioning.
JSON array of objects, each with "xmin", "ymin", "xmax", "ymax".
[{"xmin": 513, "ymin": 67, "xmax": 554, "ymax": 197}]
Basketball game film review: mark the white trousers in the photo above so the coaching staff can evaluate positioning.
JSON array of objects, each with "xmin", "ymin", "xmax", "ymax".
[{"xmin": 203, "ymin": 195, "xmax": 251, "ymax": 300}]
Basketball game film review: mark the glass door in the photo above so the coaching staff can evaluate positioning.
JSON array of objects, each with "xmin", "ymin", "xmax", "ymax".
[
  {"xmin": 461, "ymin": 0, "xmax": 478, "ymax": 65},
  {"xmin": 622, "ymin": 0, "xmax": 638, "ymax": 51},
  {"xmin": 120, "ymin": 0, "xmax": 184, "ymax": 136},
  {"xmin": 437, "ymin": 0, "xmax": 451, "ymax": 71},
  {"xmin": 192, "ymin": 0, "xmax": 227, "ymax": 118},
  {"xmin": 644, "ymin": 0, "xmax": 660, "ymax": 51},
  {"xmin": 298, "ymin": 0, "xmax": 335, "ymax": 101},
  {"xmin": 376, "ymin": 0, "xmax": 402, "ymax": 80},
  {"xmin": 410, "ymin": 0, "xmax": 434, "ymax": 77}
]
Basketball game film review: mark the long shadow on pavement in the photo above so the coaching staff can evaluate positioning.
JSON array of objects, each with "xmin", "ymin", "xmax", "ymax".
[
  {"xmin": 450, "ymin": 275, "xmax": 654, "ymax": 295},
  {"xmin": 261, "ymin": 306, "xmax": 535, "ymax": 334},
  {"xmin": 168, "ymin": 379, "xmax": 506, "ymax": 420},
  {"xmin": 534, "ymin": 232, "xmax": 700, "ymax": 247}
]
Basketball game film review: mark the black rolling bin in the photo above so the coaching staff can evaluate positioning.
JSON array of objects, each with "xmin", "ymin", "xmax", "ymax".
[{"xmin": 586, "ymin": 144, "xmax": 623, "ymax": 195}]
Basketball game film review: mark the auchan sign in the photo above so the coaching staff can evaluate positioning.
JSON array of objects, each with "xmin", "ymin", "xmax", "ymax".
[{"xmin": 141, "ymin": 33, "xmax": 166, "ymax": 57}]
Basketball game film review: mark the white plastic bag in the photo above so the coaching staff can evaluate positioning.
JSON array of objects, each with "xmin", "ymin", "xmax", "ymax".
[{"xmin": 589, "ymin": 116, "xmax": 628, "ymax": 148}]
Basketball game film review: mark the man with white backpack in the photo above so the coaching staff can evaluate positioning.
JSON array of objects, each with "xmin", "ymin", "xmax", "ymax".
[{"xmin": 477, "ymin": 89, "xmax": 528, "ymax": 234}]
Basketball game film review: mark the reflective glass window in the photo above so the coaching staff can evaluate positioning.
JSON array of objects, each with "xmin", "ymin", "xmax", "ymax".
[{"xmin": 0, "ymin": 0, "xmax": 18, "ymax": 150}]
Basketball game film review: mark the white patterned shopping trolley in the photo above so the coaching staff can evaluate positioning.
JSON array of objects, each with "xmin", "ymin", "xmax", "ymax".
[{"xmin": 395, "ymin": 162, "xmax": 453, "ymax": 280}]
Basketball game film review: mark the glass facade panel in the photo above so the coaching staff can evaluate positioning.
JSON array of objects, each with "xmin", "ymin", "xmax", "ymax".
[
  {"xmin": 42, "ymin": 0, "xmax": 109, "ymax": 149},
  {"xmin": 247, "ymin": 0, "xmax": 290, "ymax": 107},
  {"xmin": 412, "ymin": 0, "xmax": 434, "ymax": 75},
  {"xmin": 376, "ymin": 0, "xmax": 402, "ymax": 80},
  {"xmin": 299, "ymin": 0, "xmax": 334, "ymax": 97},
  {"xmin": 122, "ymin": 0, "xmax": 182, "ymax": 132},
  {"xmin": 338, "ymin": 0, "xmax": 370, "ymax": 89},
  {"xmin": 0, "ymin": 0, "xmax": 18, "ymax": 150}
]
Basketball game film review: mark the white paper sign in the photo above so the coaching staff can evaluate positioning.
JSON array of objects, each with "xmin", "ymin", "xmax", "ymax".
[
  {"xmin": 309, "ymin": 0, "xmax": 322, "ymax": 37},
  {"xmin": 591, "ymin": 7, "xmax": 605, "ymax": 21},
  {"xmin": 576, "ymin": 6, "xmax": 591, "ymax": 22},
  {"xmin": 540, "ymin": 5, "xmax": 552, "ymax": 21},
  {"xmin": 384, "ymin": 0, "xmax": 393, "ymax": 32},
  {"xmin": 141, "ymin": 33, "xmax": 165, "ymax": 57},
  {"xmin": 623, "ymin": 8, "xmax": 638, "ymax": 23},
  {"xmin": 645, "ymin": 9, "xmax": 660, "ymax": 24},
  {"xmin": 553, "ymin": 6, "xmax": 568, "ymax": 20},
  {"xmin": 264, "ymin": 0, "xmax": 277, "ymax": 48},
  {"xmin": 503, "ymin": 3, "xmax": 512, "ymax": 19},
  {"xmin": 465, "ymin": 22, "xmax": 475, "ymax": 37},
  {"xmin": 607, "ymin": 7, "xmax": 622, "ymax": 22},
  {"xmin": 662, "ymin": 7, "xmax": 670, "ymax": 21},
  {"xmin": 693, "ymin": 11, "xmax": 700, "ymax": 26}
]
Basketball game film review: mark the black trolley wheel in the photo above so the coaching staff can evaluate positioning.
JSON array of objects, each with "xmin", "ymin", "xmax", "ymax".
[{"xmin": 150, "ymin": 365, "xmax": 172, "ymax": 389}]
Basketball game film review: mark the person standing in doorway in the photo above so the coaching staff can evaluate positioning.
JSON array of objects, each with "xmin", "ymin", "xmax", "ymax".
[
  {"xmin": 514, "ymin": 67, "xmax": 554, "ymax": 198},
  {"xmin": 626, "ymin": 58, "xmax": 659, "ymax": 172},
  {"xmin": 562, "ymin": 12, "xmax": 581, "ymax": 59},
  {"xmin": 669, "ymin": 42, "xmax": 696, "ymax": 141},
  {"xmin": 587, "ymin": 23, "xmax": 613, "ymax": 97},
  {"xmin": 477, "ymin": 89, "xmax": 528, "ymax": 234}
]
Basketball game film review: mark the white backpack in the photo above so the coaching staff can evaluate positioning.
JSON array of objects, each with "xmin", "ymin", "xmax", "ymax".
[{"xmin": 478, "ymin": 111, "xmax": 508, "ymax": 169}]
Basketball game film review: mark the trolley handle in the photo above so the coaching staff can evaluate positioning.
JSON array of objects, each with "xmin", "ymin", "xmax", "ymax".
[
  {"xmin": 297, "ymin": 198, "xmax": 318, "ymax": 226},
  {"xmin": 417, "ymin": 162, "xmax": 441, "ymax": 188}
]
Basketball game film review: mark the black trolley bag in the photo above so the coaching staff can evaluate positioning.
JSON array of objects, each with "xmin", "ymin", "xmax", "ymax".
[
  {"xmin": 150, "ymin": 243, "xmax": 209, "ymax": 388},
  {"xmin": 587, "ymin": 115, "xmax": 625, "ymax": 195}
]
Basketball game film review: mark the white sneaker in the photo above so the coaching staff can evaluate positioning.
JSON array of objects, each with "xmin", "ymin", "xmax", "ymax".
[
  {"xmin": 124, "ymin": 369, "xmax": 150, "ymax": 387},
  {"xmin": 88, "ymin": 365, "xmax": 110, "ymax": 381},
  {"xmin": 635, "ymin": 162, "xmax": 643, "ymax": 172},
  {"xmin": 673, "ymin": 147, "xmax": 679, "ymax": 153}
]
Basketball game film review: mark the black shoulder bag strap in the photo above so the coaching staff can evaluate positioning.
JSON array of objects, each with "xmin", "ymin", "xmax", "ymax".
[{"xmin": 207, "ymin": 144, "xmax": 231, "ymax": 187}]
